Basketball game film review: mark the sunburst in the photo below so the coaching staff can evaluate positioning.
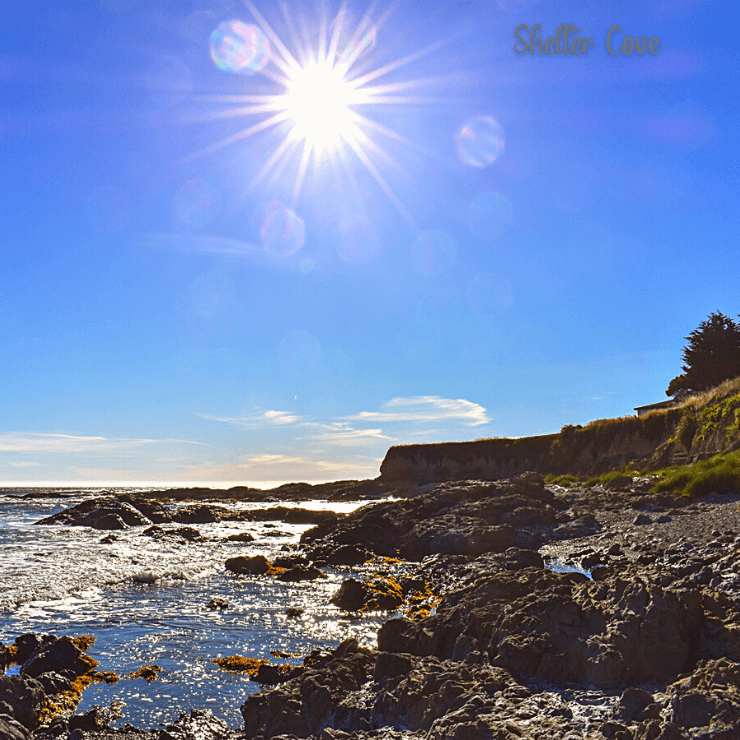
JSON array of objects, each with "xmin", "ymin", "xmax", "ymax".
[{"xmin": 191, "ymin": 1, "xmax": 449, "ymax": 224}]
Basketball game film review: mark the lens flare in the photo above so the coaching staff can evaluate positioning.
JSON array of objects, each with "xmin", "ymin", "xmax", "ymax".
[
  {"xmin": 191, "ymin": 2, "xmax": 448, "ymax": 224},
  {"xmin": 210, "ymin": 20, "xmax": 270, "ymax": 74},
  {"xmin": 284, "ymin": 61, "xmax": 352, "ymax": 150},
  {"xmin": 466, "ymin": 191, "xmax": 513, "ymax": 241},
  {"xmin": 260, "ymin": 201, "xmax": 305, "ymax": 256},
  {"xmin": 455, "ymin": 116, "xmax": 505, "ymax": 167}
]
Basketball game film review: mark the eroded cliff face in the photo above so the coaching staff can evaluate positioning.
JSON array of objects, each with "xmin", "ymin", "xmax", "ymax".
[{"xmin": 379, "ymin": 389, "xmax": 740, "ymax": 483}]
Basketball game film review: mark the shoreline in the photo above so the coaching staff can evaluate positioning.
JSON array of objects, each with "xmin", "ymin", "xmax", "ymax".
[{"xmin": 3, "ymin": 473, "xmax": 740, "ymax": 739}]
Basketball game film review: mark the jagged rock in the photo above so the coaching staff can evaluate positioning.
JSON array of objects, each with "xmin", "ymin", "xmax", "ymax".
[
  {"xmin": 305, "ymin": 544, "xmax": 368, "ymax": 566},
  {"xmin": 377, "ymin": 563, "xmax": 704, "ymax": 688},
  {"xmin": 21, "ymin": 636, "xmax": 96, "ymax": 678},
  {"xmin": 225, "ymin": 555, "xmax": 270, "ymax": 575},
  {"xmin": 330, "ymin": 579, "xmax": 366, "ymax": 611},
  {"xmin": 12, "ymin": 635, "xmax": 42, "ymax": 665},
  {"xmin": 35, "ymin": 672, "xmax": 73, "ymax": 695},
  {"xmin": 224, "ymin": 532, "xmax": 255, "ymax": 543},
  {"xmin": 302, "ymin": 475, "xmax": 558, "ymax": 561},
  {"xmin": 606, "ymin": 475, "xmax": 634, "ymax": 491},
  {"xmin": 87, "ymin": 513, "xmax": 128, "ymax": 530},
  {"xmin": 240, "ymin": 639, "xmax": 373, "ymax": 739},
  {"xmin": 0, "ymin": 716, "xmax": 29, "ymax": 740},
  {"xmin": 277, "ymin": 566, "xmax": 325, "ymax": 582},
  {"xmin": 68, "ymin": 704, "xmax": 121, "ymax": 732},
  {"xmin": 0, "ymin": 674, "xmax": 46, "ymax": 730},
  {"xmin": 272, "ymin": 556, "xmax": 310, "ymax": 568}
]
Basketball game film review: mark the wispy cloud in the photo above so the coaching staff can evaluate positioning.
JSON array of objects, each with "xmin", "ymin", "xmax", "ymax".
[
  {"xmin": 199, "ymin": 409, "xmax": 302, "ymax": 428},
  {"xmin": 303, "ymin": 423, "xmax": 393, "ymax": 447},
  {"xmin": 141, "ymin": 233, "xmax": 261, "ymax": 257},
  {"xmin": 6, "ymin": 461, "xmax": 43, "ymax": 467},
  {"xmin": 346, "ymin": 396, "xmax": 491, "ymax": 426},
  {"xmin": 0, "ymin": 432, "xmax": 207, "ymax": 454},
  {"xmin": 88, "ymin": 453, "xmax": 383, "ymax": 485}
]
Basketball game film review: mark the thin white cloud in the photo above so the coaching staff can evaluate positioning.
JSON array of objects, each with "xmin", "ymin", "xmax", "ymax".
[
  {"xmin": 142, "ymin": 232, "xmax": 261, "ymax": 257},
  {"xmin": 346, "ymin": 396, "xmax": 491, "ymax": 426},
  {"xmin": 6, "ymin": 461, "xmax": 43, "ymax": 467},
  {"xmin": 0, "ymin": 433, "xmax": 206, "ymax": 454},
  {"xmin": 94, "ymin": 453, "xmax": 383, "ymax": 485},
  {"xmin": 199, "ymin": 409, "xmax": 302, "ymax": 428},
  {"xmin": 302, "ymin": 422, "xmax": 393, "ymax": 447}
]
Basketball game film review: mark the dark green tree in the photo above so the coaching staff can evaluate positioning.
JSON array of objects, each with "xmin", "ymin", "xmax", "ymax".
[{"xmin": 666, "ymin": 311, "xmax": 740, "ymax": 396}]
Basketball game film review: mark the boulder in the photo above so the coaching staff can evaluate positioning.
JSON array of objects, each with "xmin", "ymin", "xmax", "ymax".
[
  {"xmin": 0, "ymin": 675, "xmax": 46, "ymax": 730},
  {"xmin": 0, "ymin": 716, "xmax": 29, "ymax": 740},
  {"xmin": 224, "ymin": 532, "xmax": 255, "ymax": 543},
  {"xmin": 605, "ymin": 475, "xmax": 634, "ymax": 491},
  {"xmin": 21, "ymin": 636, "xmax": 97, "ymax": 678},
  {"xmin": 225, "ymin": 555, "xmax": 270, "ymax": 575},
  {"xmin": 330, "ymin": 579, "xmax": 366, "ymax": 611},
  {"xmin": 277, "ymin": 566, "xmax": 325, "ymax": 582}
]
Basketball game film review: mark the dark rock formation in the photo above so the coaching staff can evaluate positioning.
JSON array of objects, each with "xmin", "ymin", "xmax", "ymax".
[
  {"xmin": 0, "ymin": 674, "xmax": 46, "ymax": 730},
  {"xmin": 21, "ymin": 636, "xmax": 96, "ymax": 678},
  {"xmin": 277, "ymin": 566, "xmax": 325, "ymax": 582},
  {"xmin": 225, "ymin": 555, "xmax": 270, "ymax": 576},
  {"xmin": 303, "ymin": 474, "xmax": 561, "ymax": 561},
  {"xmin": 34, "ymin": 496, "xmax": 229, "ymax": 529}
]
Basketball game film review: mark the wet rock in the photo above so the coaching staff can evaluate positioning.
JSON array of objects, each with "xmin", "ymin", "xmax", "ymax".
[
  {"xmin": 21, "ymin": 636, "xmax": 97, "ymax": 678},
  {"xmin": 377, "ymin": 564, "xmax": 704, "ymax": 688},
  {"xmin": 224, "ymin": 532, "xmax": 255, "ymax": 543},
  {"xmin": 34, "ymin": 497, "xmax": 152, "ymax": 528},
  {"xmin": 307, "ymin": 544, "xmax": 369, "ymax": 566},
  {"xmin": 301, "ymin": 475, "xmax": 557, "ymax": 560},
  {"xmin": 12, "ymin": 635, "xmax": 42, "ymax": 665},
  {"xmin": 286, "ymin": 608, "xmax": 304, "ymax": 619},
  {"xmin": 171, "ymin": 526, "xmax": 204, "ymax": 542},
  {"xmin": 0, "ymin": 674, "xmax": 46, "ymax": 730},
  {"xmin": 68, "ymin": 704, "xmax": 122, "ymax": 732},
  {"xmin": 0, "ymin": 715, "xmax": 29, "ymax": 740},
  {"xmin": 277, "ymin": 566, "xmax": 325, "ymax": 582},
  {"xmin": 225, "ymin": 555, "xmax": 270, "ymax": 575},
  {"xmin": 634, "ymin": 513, "xmax": 653, "ymax": 525},
  {"xmin": 330, "ymin": 578, "xmax": 366, "ymax": 611},
  {"xmin": 272, "ymin": 556, "xmax": 310, "ymax": 568},
  {"xmin": 99, "ymin": 534, "xmax": 118, "ymax": 544},
  {"xmin": 35, "ymin": 672, "xmax": 73, "ymax": 695},
  {"xmin": 159, "ymin": 708, "xmax": 239, "ymax": 740},
  {"xmin": 240, "ymin": 639, "xmax": 373, "ymax": 739},
  {"xmin": 206, "ymin": 598, "xmax": 229, "ymax": 610},
  {"xmin": 171, "ymin": 505, "xmax": 224, "ymax": 524}
]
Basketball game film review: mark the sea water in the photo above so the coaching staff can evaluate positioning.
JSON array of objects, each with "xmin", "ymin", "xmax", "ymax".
[{"xmin": 0, "ymin": 489, "xmax": 392, "ymax": 729}]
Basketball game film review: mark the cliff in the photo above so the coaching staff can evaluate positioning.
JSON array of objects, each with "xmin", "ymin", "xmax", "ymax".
[{"xmin": 379, "ymin": 379, "xmax": 740, "ymax": 483}]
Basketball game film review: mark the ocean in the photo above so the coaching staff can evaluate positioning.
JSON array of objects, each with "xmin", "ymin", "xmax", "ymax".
[{"xmin": 0, "ymin": 488, "xmax": 393, "ymax": 729}]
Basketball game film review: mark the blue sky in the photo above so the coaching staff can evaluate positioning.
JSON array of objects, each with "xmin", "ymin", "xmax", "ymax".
[{"xmin": 1, "ymin": 0, "xmax": 736, "ymax": 485}]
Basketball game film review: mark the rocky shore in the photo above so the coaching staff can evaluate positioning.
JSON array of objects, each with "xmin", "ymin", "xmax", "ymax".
[{"xmin": 4, "ymin": 473, "xmax": 740, "ymax": 740}]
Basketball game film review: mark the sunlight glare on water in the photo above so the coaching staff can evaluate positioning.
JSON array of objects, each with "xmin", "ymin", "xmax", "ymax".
[
  {"xmin": 210, "ymin": 21, "xmax": 271, "ymax": 75},
  {"xmin": 455, "ymin": 116, "xmax": 505, "ymax": 167},
  {"xmin": 0, "ymin": 491, "xmax": 393, "ymax": 729}
]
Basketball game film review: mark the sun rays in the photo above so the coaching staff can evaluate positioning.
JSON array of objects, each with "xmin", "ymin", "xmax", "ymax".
[{"xmin": 190, "ymin": 1, "xmax": 447, "ymax": 223}]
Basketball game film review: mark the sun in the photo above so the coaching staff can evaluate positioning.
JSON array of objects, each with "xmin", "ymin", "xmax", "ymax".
[
  {"xmin": 283, "ymin": 60, "xmax": 353, "ymax": 154},
  {"xmin": 192, "ymin": 1, "xmax": 446, "ymax": 221}
]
